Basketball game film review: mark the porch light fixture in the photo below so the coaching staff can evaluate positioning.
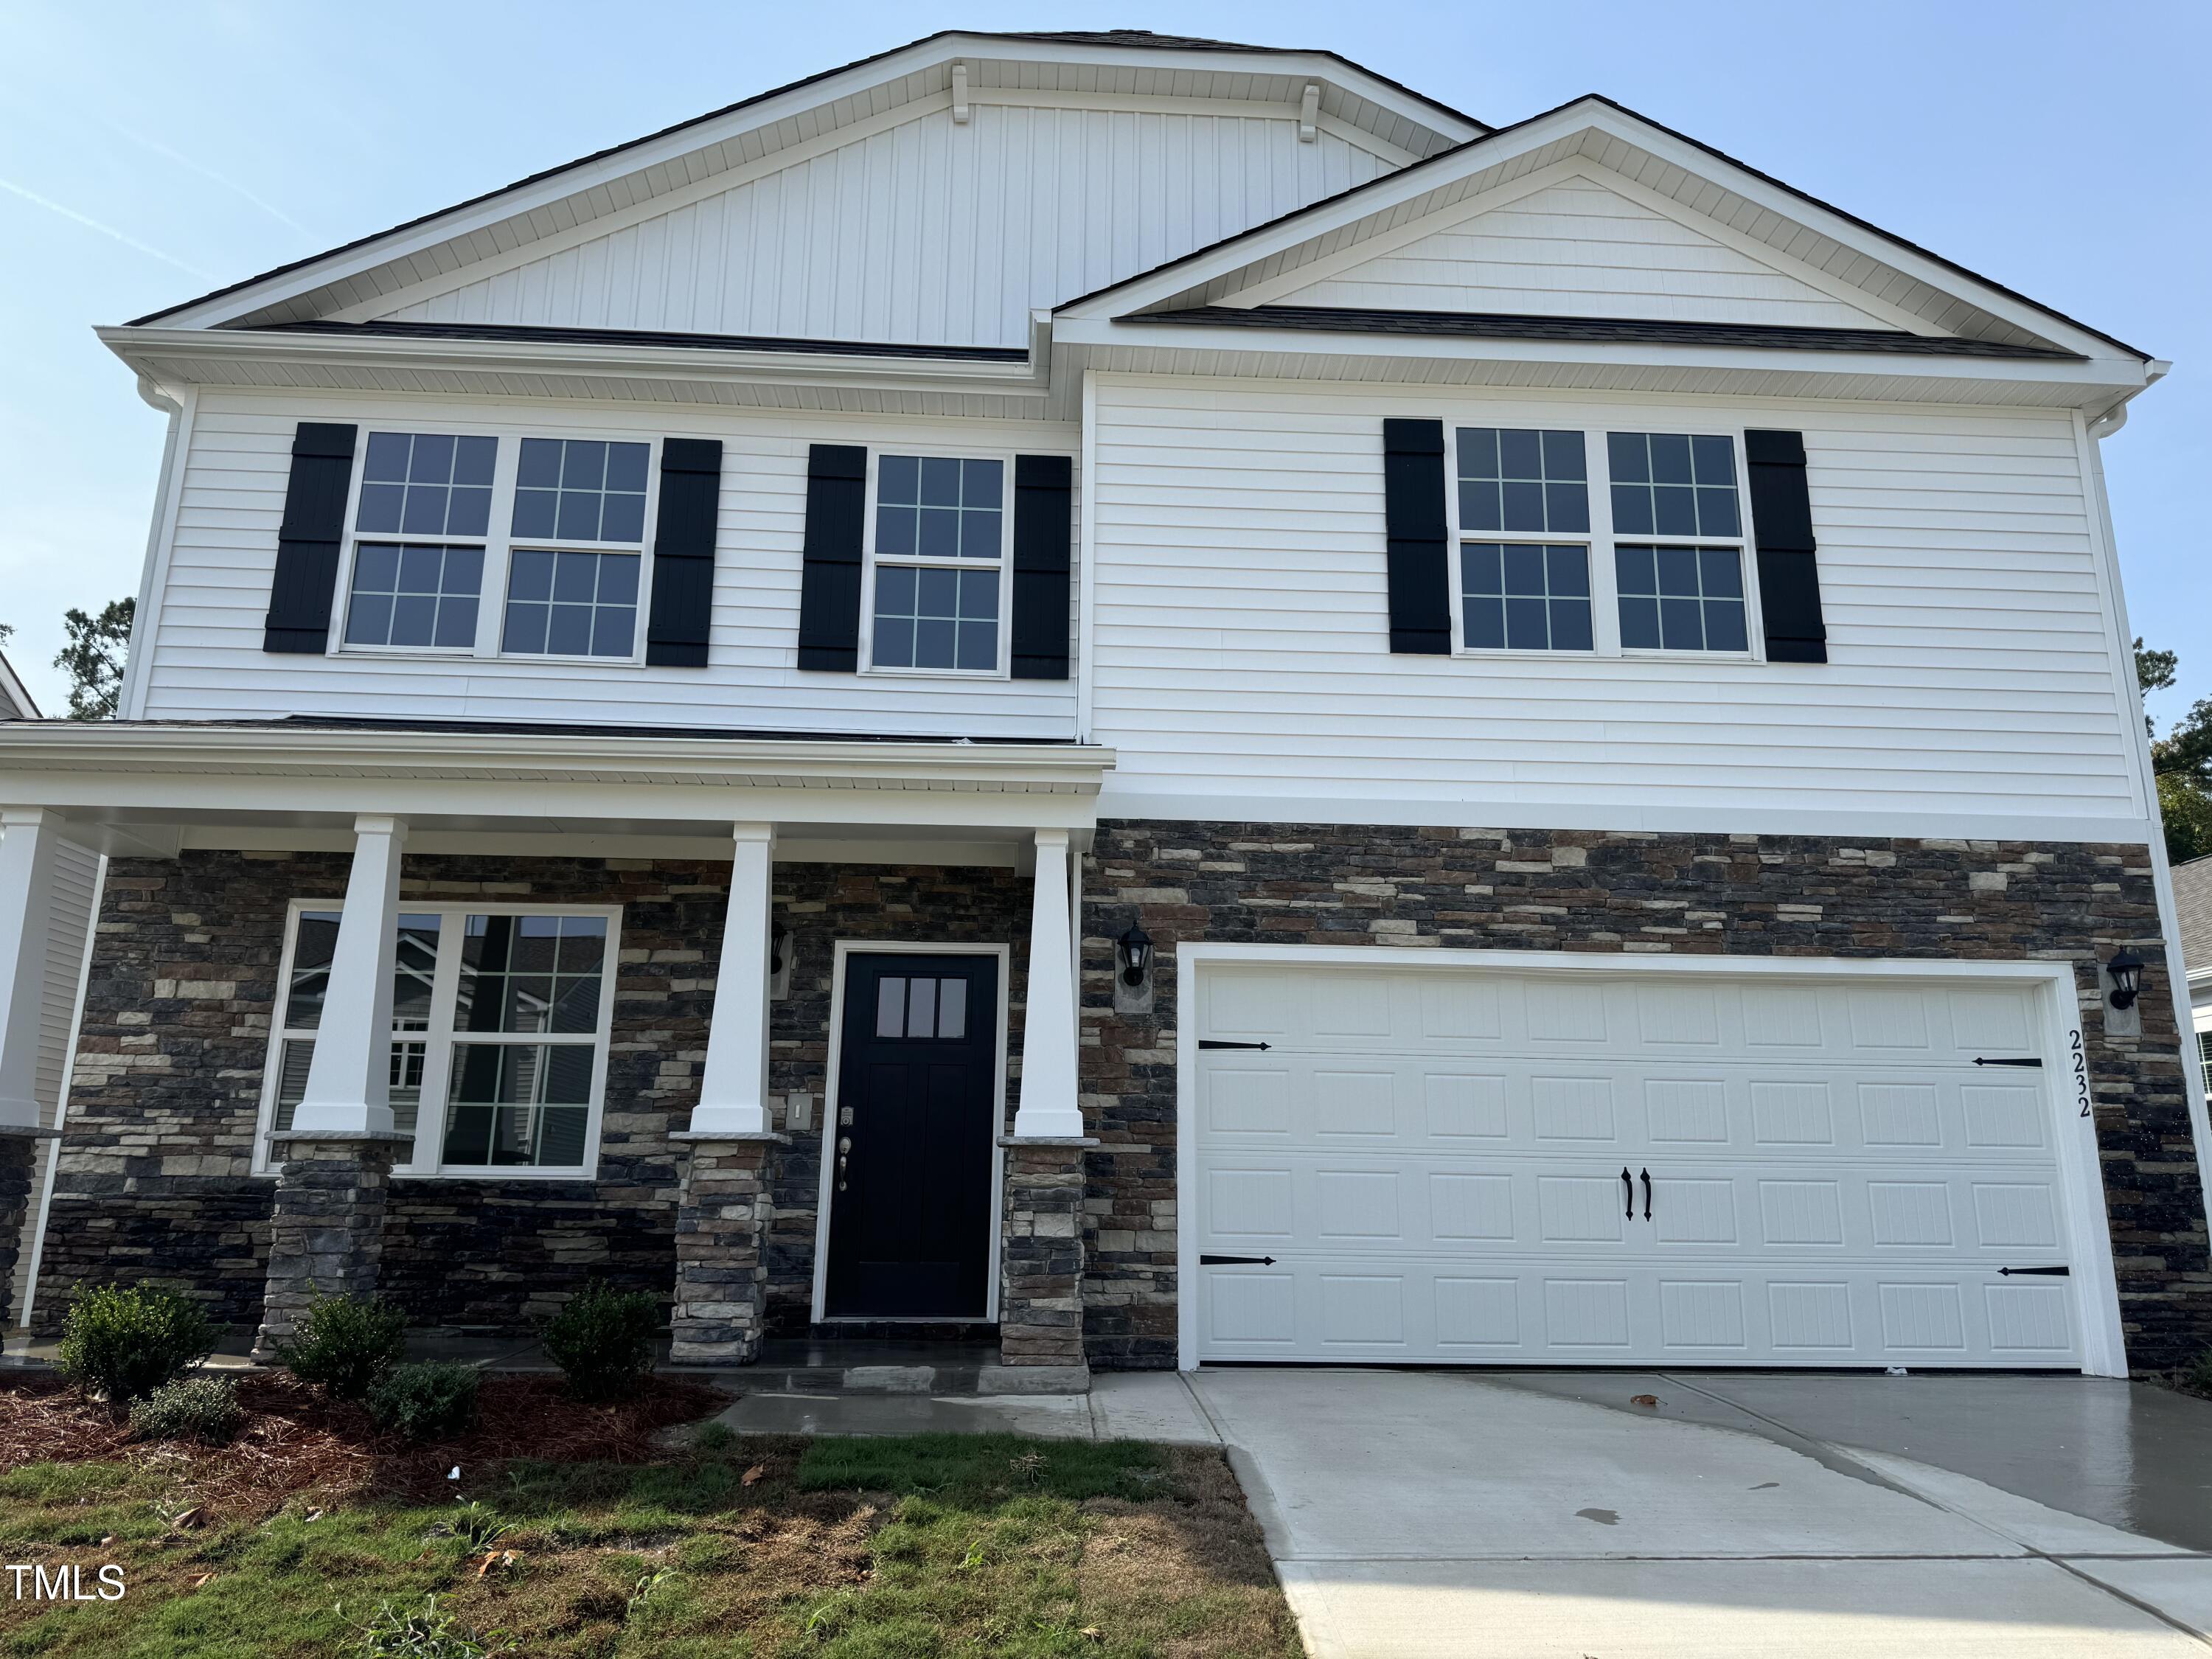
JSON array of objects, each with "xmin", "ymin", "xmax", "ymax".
[
  {"xmin": 1116, "ymin": 920, "xmax": 1154, "ymax": 989},
  {"xmin": 770, "ymin": 926, "xmax": 792, "ymax": 977},
  {"xmin": 2106, "ymin": 946, "xmax": 2145, "ymax": 1010}
]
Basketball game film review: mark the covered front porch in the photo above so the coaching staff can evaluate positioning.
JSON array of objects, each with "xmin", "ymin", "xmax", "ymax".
[{"xmin": 0, "ymin": 720, "xmax": 1112, "ymax": 1387}]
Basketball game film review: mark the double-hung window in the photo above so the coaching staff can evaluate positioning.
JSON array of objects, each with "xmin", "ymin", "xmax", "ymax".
[
  {"xmin": 1608, "ymin": 431, "xmax": 1750, "ymax": 654},
  {"xmin": 344, "ymin": 434, "xmax": 496, "ymax": 650},
  {"xmin": 257, "ymin": 902, "xmax": 621, "ymax": 1178},
  {"xmin": 337, "ymin": 430, "xmax": 656, "ymax": 663},
  {"xmin": 866, "ymin": 453, "xmax": 1007, "ymax": 674},
  {"xmin": 502, "ymin": 439, "xmax": 650, "ymax": 659},
  {"xmin": 1447, "ymin": 422, "xmax": 1756, "ymax": 659},
  {"xmin": 1454, "ymin": 427, "xmax": 1593, "ymax": 653}
]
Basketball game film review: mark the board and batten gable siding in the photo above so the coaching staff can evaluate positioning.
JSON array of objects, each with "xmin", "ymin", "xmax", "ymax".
[
  {"xmin": 355, "ymin": 103, "xmax": 1397, "ymax": 349},
  {"xmin": 136, "ymin": 392, "xmax": 1079, "ymax": 736},
  {"xmin": 1268, "ymin": 174, "xmax": 1899, "ymax": 330},
  {"xmin": 1083, "ymin": 379, "xmax": 2143, "ymax": 831}
]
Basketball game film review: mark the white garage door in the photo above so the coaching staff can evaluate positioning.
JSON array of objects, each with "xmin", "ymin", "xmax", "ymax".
[{"xmin": 1192, "ymin": 962, "xmax": 2085, "ymax": 1368}]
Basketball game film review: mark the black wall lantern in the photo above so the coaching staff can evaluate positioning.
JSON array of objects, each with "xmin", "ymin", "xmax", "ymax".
[
  {"xmin": 2106, "ymin": 946, "xmax": 2145, "ymax": 1010},
  {"xmin": 1116, "ymin": 920, "xmax": 1154, "ymax": 989}
]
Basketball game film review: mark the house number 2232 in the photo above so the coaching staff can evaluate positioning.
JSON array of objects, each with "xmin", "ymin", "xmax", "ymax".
[{"xmin": 2070, "ymin": 1030, "xmax": 2092, "ymax": 1119}]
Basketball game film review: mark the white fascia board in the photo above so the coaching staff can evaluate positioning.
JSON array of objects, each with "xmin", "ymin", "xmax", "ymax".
[
  {"xmin": 1054, "ymin": 316, "xmax": 2149, "ymax": 406},
  {"xmin": 0, "ymin": 722, "xmax": 1111, "ymax": 789},
  {"xmin": 1057, "ymin": 99, "xmax": 2145, "ymax": 366},
  {"xmin": 134, "ymin": 37, "xmax": 1472, "ymax": 333},
  {"xmin": 96, "ymin": 326, "xmax": 1051, "ymax": 402}
]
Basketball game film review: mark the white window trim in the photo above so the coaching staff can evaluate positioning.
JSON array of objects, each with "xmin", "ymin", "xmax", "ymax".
[
  {"xmin": 857, "ymin": 446, "xmax": 1015, "ymax": 681},
  {"xmin": 1445, "ymin": 423, "xmax": 1765, "ymax": 663},
  {"xmin": 251, "ymin": 897, "xmax": 625, "ymax": 1181},
  {"xmin": 810, "ymin": 939, "xmax": 1012, "ymax": 1323},
  {"xmin": 329, "ymin": 429, "xmax": 663, "ymax": 668}
]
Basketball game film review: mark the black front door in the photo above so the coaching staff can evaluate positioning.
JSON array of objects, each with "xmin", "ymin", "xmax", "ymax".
[{"xmin": 823, "ymin": 952, "xmax": 1000, "ymax": 1319}]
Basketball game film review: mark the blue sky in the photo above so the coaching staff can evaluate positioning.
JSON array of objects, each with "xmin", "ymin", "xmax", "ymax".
[{"xmin": 1, "ymin": 1, "xmax": 2203, "ymax": 720}]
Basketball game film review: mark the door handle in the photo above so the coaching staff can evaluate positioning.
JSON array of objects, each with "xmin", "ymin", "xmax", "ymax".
[
  {"xmin": 836, "ymin": 1135, "xmax": 852, "ymax": 1193},
  {"xmin": 1621, "ymin": 1167, "xmax": 1633, "ymax": 1218},
  {"xmin": 1641, "ymin": 1168, "xmax": 1652, "ymax": 1221}
]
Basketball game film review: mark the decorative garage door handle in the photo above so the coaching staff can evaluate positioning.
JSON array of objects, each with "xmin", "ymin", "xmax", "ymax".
[
  {"xmin": 1621, "ymin": 1167, "xmax": 1634, "ymax": 1217},
  {"xmin": 1198, "ymin": 1040, "xmax": 1272, "ymax": 1051},
  {"xmin": 1973, "ymin": 1057, "xmax": 2044, "ymax": 1068},
  {"xmin": 1641, "ymin": 1168, "xmax": 1652, "ymax": 1220},
  {"xmin": 1199, "ymin": 1254, "xmax": 1278, "ymax": 1265},
  {"xmin": 1998, "ymin": 1265, "xmax": 2070, "ymax": 1276}
]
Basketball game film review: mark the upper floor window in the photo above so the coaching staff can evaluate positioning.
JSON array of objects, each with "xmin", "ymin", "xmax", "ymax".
[
  {"xmin": 338, "ymin": 430, "xmax": 655, "ymax": 664},
  {"xmin": 1607, "ymin": 432, "xmax": 1747, "ymax": 655},
  {"xmin": 1447, "ymin": 424, "xmax": 1755, "ymax": 659},
  {"xmin": 867, "ymin": 454, "xmax": 1007, "ymax": 674},
  {"xmin": 1456, "ymin": 428, "xmax": 1591, "ymax": 653}
]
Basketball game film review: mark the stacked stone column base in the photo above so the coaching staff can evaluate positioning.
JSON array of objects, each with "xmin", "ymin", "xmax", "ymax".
[
  {"xmin": 669, "ymin": 1132, "xmax": 784, "ymax": 1365},
  {"xmin": 0, "ymin": 1129, "xmax": 55, "ymax": 1331},
  {"xmin": 995, "ymin": 1135, "xmax": 1096, "ymax": 1388},
  {"xmin": 254, "ymin": 1131, "xmax": 407, "ymax": 1357}
]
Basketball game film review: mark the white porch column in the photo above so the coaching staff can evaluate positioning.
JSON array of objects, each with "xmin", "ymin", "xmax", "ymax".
[
  {"xmin": 290, "ymin": 814, "xmax": 406, "ymax": 1136},
  {"xmin": 0, "ymin": 808, "xmax": 66, "ymax": 1133},
  {"xmin": 1013, "ymin": 827, "xmax": 1084, "ymax": 1138},
  {"xmin": 691, "ymin": 822, "xmax": 776, "ymax": 1135}
]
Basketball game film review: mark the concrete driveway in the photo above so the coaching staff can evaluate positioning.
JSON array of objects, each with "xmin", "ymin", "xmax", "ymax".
[{"xmin": 1189, "ymin": 1368, "xmax": 2212, "ymax": 1658}]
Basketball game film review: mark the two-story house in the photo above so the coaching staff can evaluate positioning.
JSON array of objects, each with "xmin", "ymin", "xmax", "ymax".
[{"xmin": 0, "ymin": 29, "xmax": 2198, "ymax": 1384}]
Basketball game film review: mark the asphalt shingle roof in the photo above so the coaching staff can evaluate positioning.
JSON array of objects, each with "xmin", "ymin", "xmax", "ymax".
[{"xmin": 2171, "ymin": 855, "xmax": 2212, "ymax": 980}]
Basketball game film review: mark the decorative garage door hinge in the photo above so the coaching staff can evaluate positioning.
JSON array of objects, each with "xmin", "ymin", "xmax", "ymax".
[
  {"xmin": 1998, "ymin": 1265, "xmax": 2070, "ymax": 1276},
  {"xmin": 1198, "ymin": 1040, "xmax": 1272, "ymax": 1051},
  {"xmin": 1973, "ymin": 1057, "xmax": 2044, "ymax": 1067},
  {"xmin": 1199, "ymin": 1254, "xmax": 1278, "ymax": 1265}
]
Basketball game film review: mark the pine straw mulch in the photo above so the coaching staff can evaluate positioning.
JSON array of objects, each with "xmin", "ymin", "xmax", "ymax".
[{"xmin": 0, "ymin": 1369, "xmax": 728, "ymax": 1518}]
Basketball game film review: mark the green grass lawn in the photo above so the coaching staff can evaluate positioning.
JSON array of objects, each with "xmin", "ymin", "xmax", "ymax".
[{"xmin": 0, "ymin": 1429, "xmax": 1301, "ymax": 1658}]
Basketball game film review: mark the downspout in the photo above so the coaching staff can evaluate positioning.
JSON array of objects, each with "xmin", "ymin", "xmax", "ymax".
[{"xmin": 116, "ymin": 376, "xmax": 185, "ymax": 722}]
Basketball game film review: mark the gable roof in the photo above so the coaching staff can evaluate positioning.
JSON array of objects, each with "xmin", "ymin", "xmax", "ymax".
[
  {"xmin": 2174, "ymin": 855, "xmax": 2212, "ymax": 981},
  {"xmin": 1059, "ymin": 92, "xmax": 2151, "ymax": 364},
  {"xmin": 125, "ymin": 29, "xmax": 1483, "ymax": 331},
  {"xmin": 0, "ymin": 649, "xmax": 40, "ymax": 720}
]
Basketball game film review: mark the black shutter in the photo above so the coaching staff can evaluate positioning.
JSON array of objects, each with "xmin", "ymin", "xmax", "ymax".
[
  {"xmin": 1010, "ymin": 454, "xmax": 1072, "ymax": 680},
  {"xmin": 263, "ymin": 422, "xmax": 357, "ymax": 654},
  {"xmin": 1745, "ymin": 429, "xmax": 1827, "ymax": 664},
  {"xmin": 796, "ymin": 443, "xmax": 866, "ymax": 672},
  {"xmin": 1382, "ymin": 418, "xmax": 1450, "ymax": 655},
  {"xmin": 644, "ymin": 437, "xmax": 722, "ymax": 667}
]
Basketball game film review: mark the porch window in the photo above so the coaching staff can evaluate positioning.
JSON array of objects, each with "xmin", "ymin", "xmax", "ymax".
[
  {"xmin": 257, "ymin": 903, "xmax": 620, "ymax": 1178},
  {"xmin": 866, "ymin": 453, "xmax": 1007, "ymax": 673}
]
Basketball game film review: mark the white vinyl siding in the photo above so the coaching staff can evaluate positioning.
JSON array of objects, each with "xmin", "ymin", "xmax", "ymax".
[
  {"xmin": 1275, "ymin": 174, "xmax": 1896, "ymax": 330},
  {"xmin": 9, "ymin": 837, "xmax": 100, "ymax": 1323},
  {"xmin": 361, "ymin": 104, "xmax": 1394, "ymax": 349},
  {"xmin": 136, "ymin": 393, "xmax": 1079, "ymax": 736},
  {"xmin": 1086, "ymin": 380, "xmax": 2142, "ymax": 828}
]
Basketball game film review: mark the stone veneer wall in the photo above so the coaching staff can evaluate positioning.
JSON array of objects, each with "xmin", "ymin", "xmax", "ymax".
[
  {"xmin": 32, "ymin": 849, "xmax": 1028, "ymax": 1335},
  {"xmin": 1079, "ymin": 822, "xmax": 2205, "ymax": 1372}
]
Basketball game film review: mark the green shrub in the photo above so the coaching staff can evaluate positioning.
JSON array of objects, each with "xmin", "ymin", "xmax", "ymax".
[
  {"xmin": 538, "ymin": 1280, "xmax": 660, "ymax": 1401},
  {"xmin": 55, "ymin": 1283, "xmax": 216, "ymax": 1412},
  {"xmin": 276, "ymin": 1290, "xmax": 408, "ymax": 1400},
  {"xmin": 127, "ymin": 1374, "xmax": 243, "ymax": 1444},
  {"xmin": 2182, "ymin": 1349, "xmax": 2212, "ymax": 1396},
  {"xmin": 368, "ymin": 1361, "xmax": 480, "ymax": 1440}
]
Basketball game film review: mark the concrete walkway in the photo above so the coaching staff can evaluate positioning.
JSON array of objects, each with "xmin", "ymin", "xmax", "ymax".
[{"xmin": 719, "ymin": 1367, "xmax": 2212, "ymax": 1656}]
